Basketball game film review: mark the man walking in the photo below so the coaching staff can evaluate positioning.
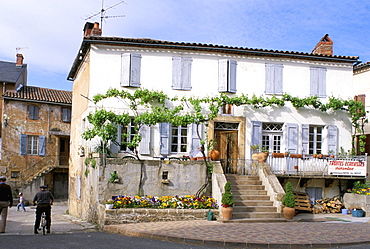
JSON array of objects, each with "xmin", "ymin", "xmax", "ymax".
[
  {"xmin": 0, "ymin": 176, "xmax": 13, "ymax": 233},
  {"xmin": 33, "ymin": 185, "xmax": 54, "ymax": 234}
]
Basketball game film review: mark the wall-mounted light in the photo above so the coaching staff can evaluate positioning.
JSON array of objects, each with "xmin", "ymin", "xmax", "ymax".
[{"xmin": 3, "ymin": 114, "xmax": 9, "ymax": 127}]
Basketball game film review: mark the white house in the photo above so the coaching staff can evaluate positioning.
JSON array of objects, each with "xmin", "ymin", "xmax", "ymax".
[{"xmin": 67, "ymin": 24, "xmax": 364, "ymax": 218}]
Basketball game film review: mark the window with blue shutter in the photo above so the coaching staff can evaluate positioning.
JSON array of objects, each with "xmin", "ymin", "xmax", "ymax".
[
  {"xmin": 20, "ymin": 134, "xmax": 27, "ymax": 155},
  {"xmin": 327, "ymin": 125, "xmax": 338, "ymax": 154},
  {"xmin": 172, "ymin": 57, "xmax": 192, "ymax": 90},
  {"xmin": 39, "ymin": 135, "xmax": 46, "ymax": 156},
  {"xmin": 20, "ymin": 134, "xmax": 46, "ymax": 156},
  {"xmin": 286, "ymin": 123, "xmax": 298, "ymax": 153},
  {"xmin": 191, "ymin": 123, "xmax": 202, "ymax": 154},
  {"xmin": 251, "ymin": 121, "xmax": 262, "ymax": 148},
  {"xmin": 121, "ymin": 53, "xmax": 141, "ymax": 87},
  {"xmin": 265, "ymin": 63, "xmax": 283, "ymax": 95},
  {"xmin": 218, "ymin": 59, "xmax": 237, "ymax": 93},
  {"xmin": 28, "ymin": 105, "xmax": 39, "ymax": 120},
  {"xmin": 310, "ymin": 67, "xmax": 326, "ymax": 97},
  {"xmin": 160, "ymin": 123, "xmax": 171, "ymax": 155},
  {"xmin": 301, "ymin": 124, "xmax": 309, "ymax": 154},
  {"xmin": 139, "ymin": 125, "xmax": 151, "ymax": 155},
  {"xmin": 62, "ymin": 107, "xmax": 71, "ymax": 122}
]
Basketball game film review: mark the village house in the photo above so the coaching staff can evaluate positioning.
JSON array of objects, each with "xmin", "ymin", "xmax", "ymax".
[
  {"xmin": 0, "ymin": 85, "xmax": 72, "ymax": 200},
  {"xmin": 67, "ymin": 23, "xmax": 366, "ymax": 221}
]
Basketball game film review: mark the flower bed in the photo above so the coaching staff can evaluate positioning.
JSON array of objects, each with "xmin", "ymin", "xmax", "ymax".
[{"xmin": 110, "ymin": 195, "xmax": 218, "ymax": 209}]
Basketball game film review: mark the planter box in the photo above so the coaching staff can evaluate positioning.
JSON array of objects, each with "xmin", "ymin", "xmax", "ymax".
[{"xmin": 343, "ymin": 193, "xmax": 370, "ymax": 217}]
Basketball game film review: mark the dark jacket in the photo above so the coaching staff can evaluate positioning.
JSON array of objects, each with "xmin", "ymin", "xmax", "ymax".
[{"xmin": 0, "ymin": 183, "xmax": 13, "ymax": 206}]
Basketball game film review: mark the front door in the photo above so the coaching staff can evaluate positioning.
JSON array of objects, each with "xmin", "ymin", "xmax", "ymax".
[
  {"xmin": 215, "ymin": 130, "xmax": 238, "ymax": 173},
  {"xmin": 53, "ymin": 173, "xmax": 69, "ymax": 199},
  {"xmin": 59, "ymin": 137, "xmax": 70, "ymax": 165}
]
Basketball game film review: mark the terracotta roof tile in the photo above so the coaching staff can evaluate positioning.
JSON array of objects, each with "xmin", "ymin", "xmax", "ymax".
[{"xmin": 3, "ymin": 86, "xmax": 72, "ymax": 105}]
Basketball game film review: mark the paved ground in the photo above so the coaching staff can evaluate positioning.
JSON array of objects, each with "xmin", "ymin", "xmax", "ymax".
[
  {"xmin": 104, "ymin": 212, "xmax": 370, "ymax": 248},
  {"xmin": 2, "ymin": 202, "xmax": 370, "ymax": 248}
]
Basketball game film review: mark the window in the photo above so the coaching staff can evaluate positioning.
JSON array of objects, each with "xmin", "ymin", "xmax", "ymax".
[
  {"xmin": 61, "ymin": 107, "xmax": 71, "ymax": 122},
  {"xmin": 121, "ymin": 53, "xmax": 141, "ymax": 87},
  {"xmin": 172, "ymin": 57, "xmax": 192, "ymax": 90},
  {"xmin": 221, "ymin": 104, "xmax": 233, "ymax": 115},
  {"xmin": 171, "ymin": 125, "xmax": 188, "ymax": 153},
  {"xmin": 308, "ymin": 126, "xmax": 323, "ymax": 154},
  {"xmin": 28, "ymin": 105, "xmax": 39, "ymax": 120},
  {"xmin": 262, "ymin": 123, "xmax": 283, "ymax": 153},
  {"xmin": 119, "ymin": 119, "xmax": 137, "ymax": 151},
  {"xmin": 11, "ymin": 171, "xmax": 20, "ymax": 178},
  {"xmin": 218, "ymin": 59, "xmax": 237, "ymax": 93},
  {"xmin": 265, "ymin": 63, "xmax": 283, "ymax": 95},
  {"xmin": 20, "ymin": 134, "xmax": 46, "ymax": 156},
  {"xmin": 310, "ymin": 67, "xmax": 326, "ymax": 97}
]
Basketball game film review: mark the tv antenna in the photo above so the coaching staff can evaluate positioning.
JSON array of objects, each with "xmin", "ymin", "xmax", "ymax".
[
  {"xmin": 85, "ymin": 0, "xmax": 125, "ymax": 31},
  {"xmin": 16, "ymin": 47, "xmax": 28, "ymax": 53}
]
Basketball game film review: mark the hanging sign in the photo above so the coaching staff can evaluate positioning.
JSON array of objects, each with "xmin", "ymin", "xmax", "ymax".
[{"xmin": 328, "ymin": 160, "xmax": 367, "ymax": 176}]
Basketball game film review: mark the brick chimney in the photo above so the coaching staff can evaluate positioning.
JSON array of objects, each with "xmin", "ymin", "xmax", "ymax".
[
  {"xmin": 83, "ymin": 22, "xmax": 102, "ymax": 38},
  {"xmin": 312, "ymin": 34, "xmax": 333, "ymax": 56},
  {"xmin": 16, "ymin": 53, "xmax": 24, "ymax": 66}
]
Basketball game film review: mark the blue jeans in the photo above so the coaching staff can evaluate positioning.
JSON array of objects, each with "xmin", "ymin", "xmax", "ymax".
[{"xmin": 17, "ymin": 202, "xmax": 26, "ymax": 211}]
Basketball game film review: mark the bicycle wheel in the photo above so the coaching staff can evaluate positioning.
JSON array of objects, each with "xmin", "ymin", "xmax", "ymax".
[{"xmin": 42, "ymin": 225, "xmax": 46, "ymax": 235}]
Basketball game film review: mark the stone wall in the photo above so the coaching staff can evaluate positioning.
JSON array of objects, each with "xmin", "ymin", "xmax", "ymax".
[
  {"xmin": 343, "ymin": 193, "xmax": 370, "ymax": 217},
  {"xmin": 103, "ymin": 205, "xmax": 219, "ymax": 226}
]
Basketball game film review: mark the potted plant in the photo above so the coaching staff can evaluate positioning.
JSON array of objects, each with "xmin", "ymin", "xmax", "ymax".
[
  {"xmin": 208, "ymin": 139, "xmax": 220, "ymax": 161},
  {"xmin": 109, "ymin": 171, "xmax": 119, "ymax": 183},
  {"xmin": 221, "ymin": 181, "xmax": 234, "ymax": 220},
  {"xmin": 105, "ymin": 199, "xmax": 114, "ymax": 209},
  {"xmin": 282, "ymin": 182, "xmax": 296, "ymax": 219},
  {"xmin": 257, "ymin": 147, "xmax": 269, "ymax": 162}
]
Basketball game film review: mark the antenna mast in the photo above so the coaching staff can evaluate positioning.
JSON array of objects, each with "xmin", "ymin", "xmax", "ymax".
[{"xmin": 85, "ymin": 0, "xmax": 125, "ymax": 32}]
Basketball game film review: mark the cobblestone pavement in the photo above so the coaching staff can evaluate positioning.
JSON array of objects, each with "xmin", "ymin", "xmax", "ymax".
[{"xmin": 104, "ymin": 213, "xmax": 370, "ymax": 248}]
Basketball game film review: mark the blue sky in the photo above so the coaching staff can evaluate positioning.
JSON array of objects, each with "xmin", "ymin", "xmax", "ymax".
[{"xmin": 1, "ymin": 0, "xmax": 369, "ymax": 91}]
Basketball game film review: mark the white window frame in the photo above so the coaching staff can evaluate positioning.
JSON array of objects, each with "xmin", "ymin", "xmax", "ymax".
[
  {"xmin": 309, "ymin": 126, "xmax": 323, "ymax": 154},
  {"xmin": 27, "ymin": 135, "xmax": 39, "ymax": 155},
  {"xmin": 171, "ymin": 125, "xmax": 188, "ymax": 153}
]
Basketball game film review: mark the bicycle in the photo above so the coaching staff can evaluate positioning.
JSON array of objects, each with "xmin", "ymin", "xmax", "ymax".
[{"xmin": 38, "ymin": 213, "xmax": 47, "ymax": 235}]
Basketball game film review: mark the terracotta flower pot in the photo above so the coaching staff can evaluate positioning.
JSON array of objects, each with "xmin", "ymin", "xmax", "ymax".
[
  {"xmin": 221, "ymin": 206, "xmax": 233, "ymax": 220},
  {"xmin": 209, "ymin": 150, "xmax": 221, "ymax": 161},
  {"xmin": 272, "ymin": 153, "xmax": 284, "ymax": 158},
  {"xmin": 290, "ymin": 154, "xmax": 302, "ymax": 158},
  {"xmin": 283, "ymin": 207, "xmax": 295, "ymax": 219},
  {"xmin": 257, "ymin": 152, "xmax": 269, "ymax": 162}
]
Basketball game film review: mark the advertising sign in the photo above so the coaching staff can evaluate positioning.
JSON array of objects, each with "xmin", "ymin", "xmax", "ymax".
[{"xmin": 328, "ymin": 160, "xmax": 367, "ymax": 176}]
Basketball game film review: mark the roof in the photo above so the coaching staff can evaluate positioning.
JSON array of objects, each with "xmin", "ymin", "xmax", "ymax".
[
  {"xmin": 3, "ymin": 86, "xmax": 72, "ymax": 105},
  {"xmin": 68, "ymin": 36, "xmax": 360, "ymax": 81},
  {"xmin": 354, "ymin": 61, "xmax": 370, "ymax": 72},
  {"xmin": 0, "ymin": 61, "xmax": 27, "ymax": 83}
]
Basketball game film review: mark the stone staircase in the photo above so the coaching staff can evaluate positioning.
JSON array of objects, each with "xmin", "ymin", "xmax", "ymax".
[{"xmin": 224, "ymin": 174, "xmax": 285, "ymax": 222}]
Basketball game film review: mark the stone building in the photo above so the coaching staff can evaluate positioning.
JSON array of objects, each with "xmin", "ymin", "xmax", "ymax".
[{"xmin": 0, "ymin": 85, "xmax": 72, "ymax": 200}]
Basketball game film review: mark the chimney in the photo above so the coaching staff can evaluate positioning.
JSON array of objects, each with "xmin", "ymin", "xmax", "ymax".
[
  {"xmin": 83, "ymin": 22, "xmax": 102, "ymax": 38},
  {"xmin": 312, "ymin": 34, "xmax": 333, "ymax": 56},
  {"xmin": 16, "ymin": 53, "xmax": 24, "ymax": 66}
]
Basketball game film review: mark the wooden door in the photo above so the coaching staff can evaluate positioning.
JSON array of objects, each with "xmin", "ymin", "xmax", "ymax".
[
  {"xmin": 215, "ymin": 130, "xmax": 238, "ymax": 173},
  {"xmin": 59, "ymin": 137, "xmax": 70, "ymax": 165}
]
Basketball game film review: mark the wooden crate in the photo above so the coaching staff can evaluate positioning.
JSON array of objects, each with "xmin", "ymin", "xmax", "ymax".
[{"xmin": 293, "ymin": 192, "xmax": 312, "ymax": 211}]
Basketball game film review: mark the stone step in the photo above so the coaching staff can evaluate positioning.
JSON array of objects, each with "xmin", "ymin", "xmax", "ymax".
[
  {"xmin": 226, "ymin": 174, "xmax": 259, "ymax": 180},
  {"xmin": 231, "ymin": 185, "xmax": 265, "ymax": 190},
  {"xmin": 234, "ymin": 200, "xmax": 274, "ymax": 206},
  {"xmin": 232, "ymin": 190, "xmax": 268, "ymax": 195},
  {"xmin": 233, "ymin": 195, "xmax": 271, "ymax": 201},
  {"xmin": 219, "ymin": 218, "xmax": 287, "ymax": 223},
  {"xmin": 229, "ymin": 179, "xmax": 262, "ymax": 185},
  {"xmin": 232, "ymin": 211, "xmax": 282, "ymax": 219},
  {"xmin": 233, "ymin": 206, "xmax": 277, "ymax": 212}
]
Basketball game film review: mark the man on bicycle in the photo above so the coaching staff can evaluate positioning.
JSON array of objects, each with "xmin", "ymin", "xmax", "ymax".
[{"xmin": 33, "ymin": 185, "xmax": 54, "ymax": 234}]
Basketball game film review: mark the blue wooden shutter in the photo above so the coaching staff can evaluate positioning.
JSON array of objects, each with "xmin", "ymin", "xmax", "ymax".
[
  {"xmin": 130, "ymin": 54, "xmax": 141, "ymax": 87},
  {"xmin": 301, "ymin": 124, "xmax": 309, "ymax": 154},
  {"xmin": 172, "ymin": 57, "xmax": 182, "ymax": 90},
  {"xmin": 110, "ymin": 125, "xmax": 120, "ymax": 154},
  {"xmin": 191, "ymin": 123, "xmax": 202, "ymax": 153},
  {"xmin": 20, "ymin": 134, "xmax": 26, "ymax": 155},
  {"xmin": 327, "ymin": 125, "xmax": 338, "ymax": 153},
  {"xmin": 286, "ymin": 123, "xmax": 298, "ymax": 153},
  {"xmin": 139, "ymin": 125, "xmax": 150, "ymax": 155},
  {"xmin": 218, "ymin": 59, "xmax": 228, "ymax": 92},
  {"xmin": 318, "ymin": 67, "xmax": 326, "ymax": 98},
  {"xmin": 29, "ymin": 105, "xmax": 39, "ymax": 120},
  {"xmin": 228, "ymin": 60, "xmax": 237, "ymax": 93},
  {"xmin": 62, "ymin": 108, "xmax": 71, "ymax": 122},
  {"xmin": 265, "ymin": 64, "xmax": 274, "ymax": 94},
  {"xmin": 39, "ymin": 135, "xmax": 46, "ymax": 156},
  {"xmin": 181, "ymin": 57, "xmax": 192, "ymax": 90},
  {"xmin": 160, "ymin": 123, "xmax": 170, "ymax": 155},
  {"xmin": 120, "ymin": 53, "xmax": 131, "ymax": 87},
  {"xmin": 251, "ymin": 121, "xmax": 262, "ymax": 148},
  {"xmin": 274, "ymin": 64, "xmax": 283, "ymax": 94}
]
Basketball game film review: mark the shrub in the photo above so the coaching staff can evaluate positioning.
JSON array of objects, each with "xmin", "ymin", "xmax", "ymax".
[
  {"xmin": 282, "ymin": 182, "xmax": 296, "ymax": 208},
  {"xmin": 221, "ymin": 181, "xmax": 234, "ymax": 208}
]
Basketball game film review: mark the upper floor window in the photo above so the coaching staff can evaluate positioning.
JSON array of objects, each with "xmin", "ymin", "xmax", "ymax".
[
  {"xmin": 121, "ymin": 53, "xmax": 141, "ymax": 87},
  {"xmin": 265, "ymin": 63, "xmax": 283, "ymax": 95},
  {"xmin": 61, "ymin": 107, "xmax": 71, "ymax": 123},
  {"xmin": 221, "ymin": 104, "xmax": 233, "ymax": 115},
  {"xmin": 310, "ymin": 67, "xmax": 326, "ymax": 97},
  {"xmin": 172, "ymin": 57, "xmax": 192, "ymax": 90},
  {"xmin": 171, "ymin": 125, "xmax": 188, "ymax": 153},
  {"xmin": 218, "ymin": 59, "xmax": 237, "ymax": 93},
  {"xmin": 20, "ymin": 134, "xmax": 46, "ymax": 156},
  {"xmin": 28, "ymin": 105, "xmax": 39, "ymax": 120},
  {"xmin": 119, "ymin": 119, "xmax": 137, "ymax": 151},
  {"xmin": 308, "ymin": 126, "xmax": 323, "ymax": 154}
]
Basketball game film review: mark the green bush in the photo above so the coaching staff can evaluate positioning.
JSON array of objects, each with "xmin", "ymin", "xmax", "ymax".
[
  {"xmin": 221, "ymin": 181, "xmax": 234, "ymax": 207},
  {"xmin": 282, "ymin": 182, "xmax": 296, "ymax": 208}
]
